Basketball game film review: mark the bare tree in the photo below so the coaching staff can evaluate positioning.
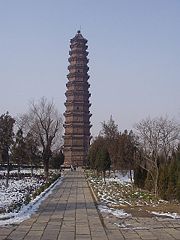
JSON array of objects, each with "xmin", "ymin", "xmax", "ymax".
[
  {"xmin": 18, "ymin": 97, "xmax": 63, "ymax": 179},
  {"xmin": 158, "ymin": 116, "xmax": 180, "ymax": 161},
  {"xmin": 135, "ymin": 116, "xmax": 180, "ymax": 196}
]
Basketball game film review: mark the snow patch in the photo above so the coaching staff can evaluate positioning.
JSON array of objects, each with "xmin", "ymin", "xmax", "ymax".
[
  {"xmin": 0, "ymin": 178, "xmax": 45, "ymax": 211},
  {"xmin": 0, "ymin": 177, "xmax": 63, "ymax": 226},
  {"xmin": 114, "ymin": 222, "xmax": 149, "ymax": 230},
  {"xmin": 106, "ymin": 170, "xmax": 133, "ymax": 185},
  {"xmin": 151, "ymin": 211, "xmax": 180, "ymax": 219},
  {"xmin": 98, "ymin": 204, "xmax": 131, "ymax": 218}
]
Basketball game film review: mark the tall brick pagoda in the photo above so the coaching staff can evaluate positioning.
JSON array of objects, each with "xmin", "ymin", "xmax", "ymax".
[{"xmin": 63, "ymin": 31, "xmax": 92, "ymax": 166}]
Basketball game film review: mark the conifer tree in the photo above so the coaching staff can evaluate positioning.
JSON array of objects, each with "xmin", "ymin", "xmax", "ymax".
[
  {"xmin": 24, "ymin": 132, "xmax": 41, "ymax": 176},
  {"xmin": 100, "ymin": 116, "xmax": 119, "ymax": 170},
  {"xmin": 0, "ymin": 112, "xmax": 15, "ymax": 187},
  {"xmin": 95, "ymin": 146, "xmax": 111, "ymax": 182},
  {"xmin": 175, "ymin": 145, "xmax": 180, "ymax": 201},
  {"xmin": 88, "ymin": 136, "xmax": 111, "ymax": 179},
  {"xmin": 158, "ymin": 164, "xmax": 169, "ymax": 199},
  {"xmin": 134, "ymin": 165, "xmax": 147, "ymax": 188},
  {"xmin": 176, "ymin": 175, "xmax": 180, "ymax": 201},
  {"xmin": 50, "ymin": 150, "xmax": 64, "ymax": 169},
  {"xmin": 167, "ymin": 159, "xmax": 178, "ymax": 200},
  {"xmin": 11, "ymin": 128, "xmax": 26, "ymax": 178}
]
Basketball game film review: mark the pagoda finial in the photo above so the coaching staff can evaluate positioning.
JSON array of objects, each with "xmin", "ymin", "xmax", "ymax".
[{"xmin": 71, "ymin": 29, "xmax": 87, "ymax": 43}]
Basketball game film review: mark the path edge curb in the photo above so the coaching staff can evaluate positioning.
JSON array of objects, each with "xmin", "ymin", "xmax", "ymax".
[{"xmin": 84, "ymin": 171, "xmax": 109, "ymax": 235}]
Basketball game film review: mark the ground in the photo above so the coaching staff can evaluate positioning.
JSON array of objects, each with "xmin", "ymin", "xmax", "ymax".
[
  {"xmin": 85, "ymin": 170, "xmax": 180, "ymax": 219},
  {"xmin": 0, "ymin": 168, "xmax": 61, "ymax": 224},
  {"xmin": 0, "ymin": 168, "xmax": 180, "ymax": 228},
  {"xmin": 0, "ymin": 169, "xmax": 180, "ymax": 240}
]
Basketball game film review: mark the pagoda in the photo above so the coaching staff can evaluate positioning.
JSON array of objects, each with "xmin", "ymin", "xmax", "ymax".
[{"xmin": 63, "ymin": 31, "xmax": 92, "ymax": 166}]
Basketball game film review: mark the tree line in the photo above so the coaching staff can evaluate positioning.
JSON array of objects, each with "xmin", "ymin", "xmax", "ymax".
[
  {"xmin": 0, "ymin": 97, "xmax": 64, "ymax": 187},
  {"xmin": 88, "ymin": 115, "xmax": 180, "ymax": 201}
]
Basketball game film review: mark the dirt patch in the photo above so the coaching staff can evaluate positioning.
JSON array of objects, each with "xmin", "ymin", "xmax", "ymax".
[{"xmin": 107, "ymin": 203, "xmax": 180, "ymax": 218}]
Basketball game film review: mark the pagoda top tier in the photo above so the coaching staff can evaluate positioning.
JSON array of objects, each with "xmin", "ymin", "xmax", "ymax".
[{"xmin": 70, "ymin": 30, "xmax": 87, "ymax": 44}]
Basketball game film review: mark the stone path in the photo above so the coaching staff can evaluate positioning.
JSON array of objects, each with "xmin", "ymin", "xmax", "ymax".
[
  {"xmin": 0, "ymin": 169, "xmax": 180, "ymax": 240},
  {"xmin": 102, "ymin": 211, "xmax": 180, "ymax": 240}
]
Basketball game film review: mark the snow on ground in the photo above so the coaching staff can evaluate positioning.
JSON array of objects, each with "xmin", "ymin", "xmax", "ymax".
[
  {"xmin": 88, "ymin": 171, "xmax": 144, "ymax": 207},
  {"xmin": 107, "ymin": 170, "xmax": 133, "ymax": 185},
  {"xmin": 0, "ymin": 168, "xmax": 53, "ymax": 176},
  {"xmin": 0, "ymin": 177, "xmax": 63, "ymax": 226},
  {"xmin": 87, "ymin": 170, "xmax": 180, "ymax": 223},
  {"xmin": 0, "ymin": 168, "xmax": 54, "ymax": 214},
  {"xmin": 0, "ymin": 177, "xmax": 45, "ymax": 213},
  {"xmin": 151, "ymin": 211, "xmax": 180, "ymax": 219},
  {"xmin": 0, "ymin": 168, "xmax": 63, "ymax": 226},
  {"xmin": 87, "ymin": 170, "xmax": 134, "ymax": 218},
  {"xmin": 98, "ymin": 204, "xmax": 131, "ymax": 218}
]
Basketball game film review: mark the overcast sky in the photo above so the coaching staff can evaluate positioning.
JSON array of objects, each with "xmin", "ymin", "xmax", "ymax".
[{"xmin": 0, "ymin": 0, "xmax": 180, "ymax": 136}]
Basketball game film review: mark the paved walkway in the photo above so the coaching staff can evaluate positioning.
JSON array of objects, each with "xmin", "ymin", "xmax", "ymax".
[{"xmin": 0, "ymin": 169, "xmax": 180, "ymax": 240}]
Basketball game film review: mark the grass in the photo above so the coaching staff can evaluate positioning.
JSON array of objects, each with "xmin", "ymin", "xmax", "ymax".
[{"xmin": 85, "ymin": 170, "xmax": 180, "ymax": 217}]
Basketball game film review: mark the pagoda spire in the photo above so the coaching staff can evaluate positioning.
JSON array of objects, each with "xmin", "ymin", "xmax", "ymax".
[{"xmin": 63, "ymin": 31, "xmax": 92, "ymax": 166}]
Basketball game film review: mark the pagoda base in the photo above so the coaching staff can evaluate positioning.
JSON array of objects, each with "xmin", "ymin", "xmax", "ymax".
[{"xmin": 64, "ymin": 148, "xmax": 88, "ymax": 167}]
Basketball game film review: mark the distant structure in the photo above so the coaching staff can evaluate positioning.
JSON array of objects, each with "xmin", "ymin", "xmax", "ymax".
[{"xmin": 63, "ymin": 31, "xmax": 92, "ymax": 166}]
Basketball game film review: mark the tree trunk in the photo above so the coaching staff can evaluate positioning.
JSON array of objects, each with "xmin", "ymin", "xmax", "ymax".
[
  {"xmin": 108, "ymin": 169, "xmax": 111, "ymax": 178},
  {"xmin": 29, "ymin": 156, "xmax": 33, "ymax": 177},
  {"xmin": 31, "ymin": 164, "xmax": 33, "ymax": 177},
  {"xmin": 129, "ymin": 169, "xmax": 133, "ymax": 182},
  {"xmin": 18, "ymin": 163, "xmax": 21, "ymax": 180},
  {"xmin": 5, "ymin": 152, "xmax": 10, "ymax": 188},
  {"xmin": 103, "ymin": 170, "xmax": 106, "ymax": 183},
  {"xmin": 154, "ymin": 165, "xmax": 159, "ymax": 197},
  {"xmin": 44, "ymin": 157, "xmax": 49, "ymax": 180},
  {"xmin": 43, "ymin": 143, "xmax": 52, "ymax": 180},
  {"xmin": 43, "ymin": 146, "xmax": 51, "ymax": 180}
]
